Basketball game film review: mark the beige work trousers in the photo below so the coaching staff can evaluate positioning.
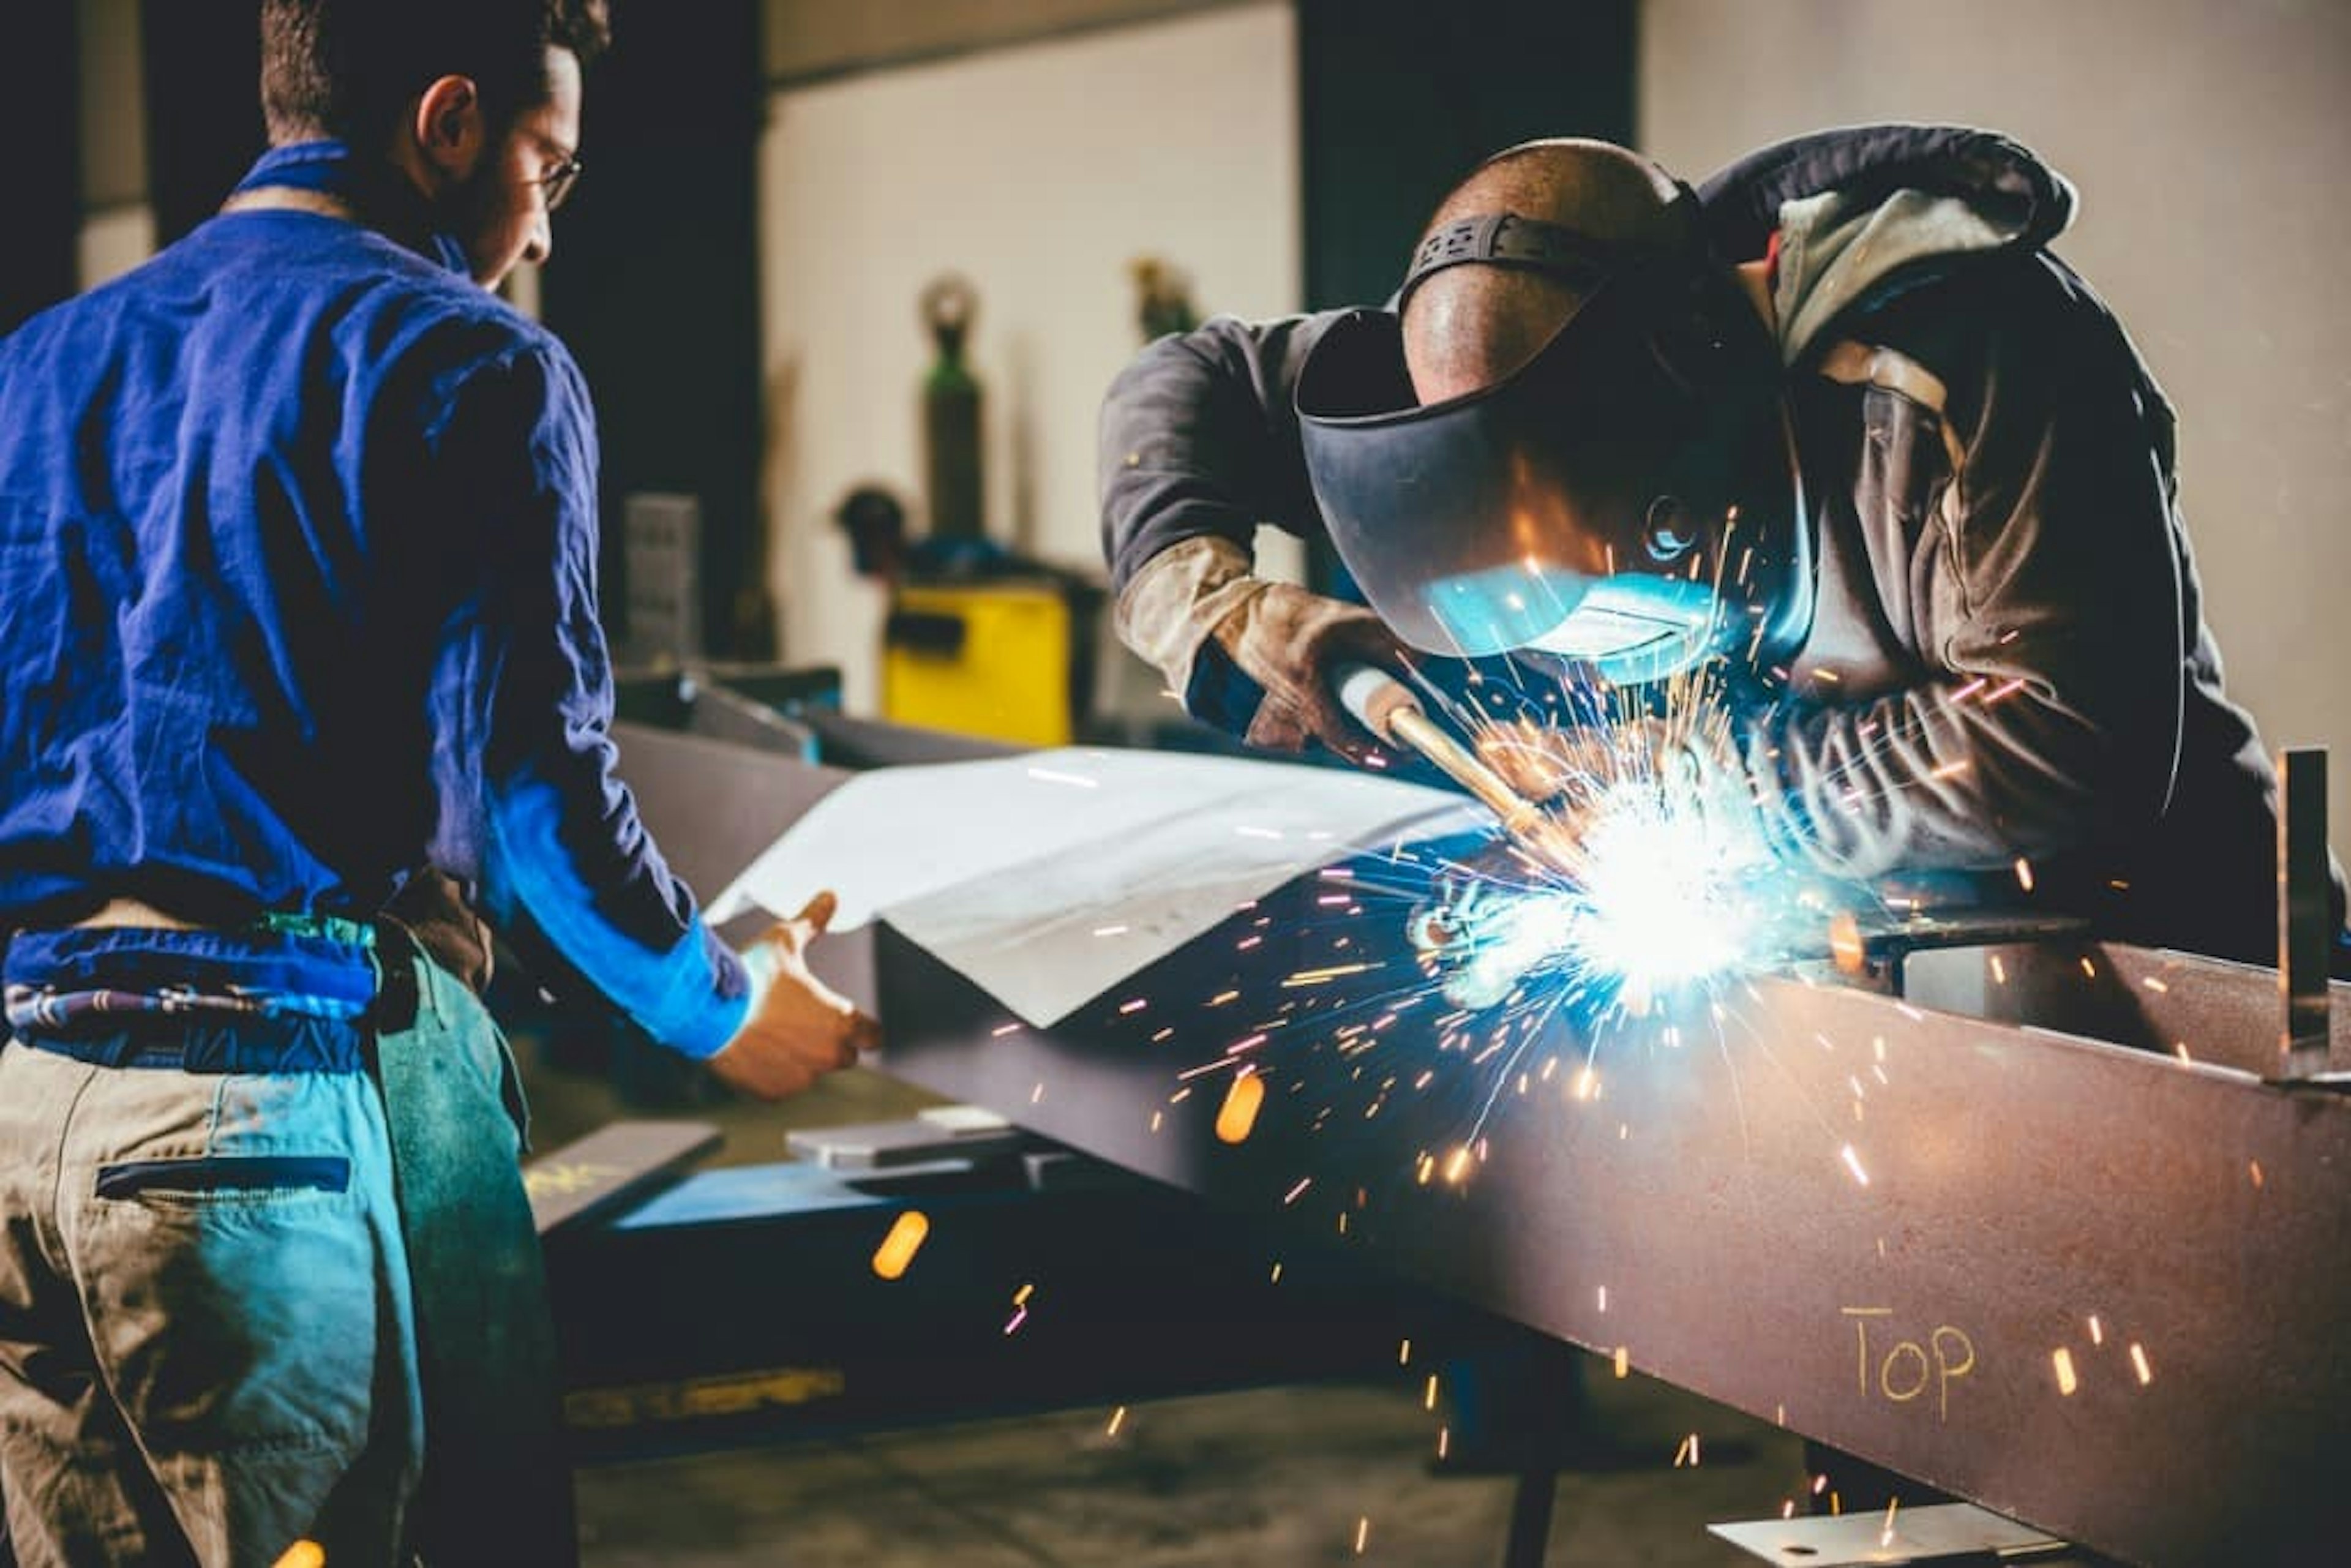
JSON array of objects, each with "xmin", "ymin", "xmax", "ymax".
[{"xmin": 0, "ymin": 1043, "xmax": 420, "ymax": 1567}]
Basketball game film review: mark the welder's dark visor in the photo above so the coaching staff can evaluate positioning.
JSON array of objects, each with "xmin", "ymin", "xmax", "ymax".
[{"xmin": 1295, "ymin": 275, "xmax": 1810, "ymax": 685}]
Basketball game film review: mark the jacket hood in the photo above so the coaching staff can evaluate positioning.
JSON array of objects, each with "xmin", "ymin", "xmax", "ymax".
[{"xmin": 1696, "ymin": 124, "xmax": 2079, "ymax": 362}]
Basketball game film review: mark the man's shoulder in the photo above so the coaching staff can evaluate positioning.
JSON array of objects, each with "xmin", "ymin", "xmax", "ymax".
[
  {"xmin": 342, "ymin": 246, "xmax": 572, "ymax": 375},
  {"xmin": 1835, "ymin": 252, "xmax": 2131, "ymax": 421}
]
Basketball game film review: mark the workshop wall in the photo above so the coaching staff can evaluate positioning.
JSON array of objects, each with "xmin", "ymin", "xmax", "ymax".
[
  {"xmin": 758, "ymin": 1, "xmax": 1302, "ymax": 713},
  {"xmin": 765, "ymin": 0, "xmax": 1245, "ymax": 83},
  {"xmin": 0, "ymin": 0, "xmax": 77, "ymax": 334},
  {"xmin": 1641, "ymin": 0, "xmax": 2351, "ymax": 843}
]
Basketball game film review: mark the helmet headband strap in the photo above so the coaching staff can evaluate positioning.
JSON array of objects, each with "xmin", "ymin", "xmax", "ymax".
[{"xmin": 1398, "ymin": 184, "xmax": 1708, "ymax": 307}]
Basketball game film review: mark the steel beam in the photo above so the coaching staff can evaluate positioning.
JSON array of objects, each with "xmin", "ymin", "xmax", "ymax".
[
  {"xmin": 874, "ymin": 879, "xmax": 2351, "ymax": 1568},
  {"xmin": 606, "ymin": 722, "xmax": 2351, "ymax": 1566}
]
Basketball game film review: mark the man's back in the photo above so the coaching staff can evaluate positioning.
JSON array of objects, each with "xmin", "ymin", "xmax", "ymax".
[{"xmin": 0, "ymin": 197, "xmax": 557, "ymax": 930}]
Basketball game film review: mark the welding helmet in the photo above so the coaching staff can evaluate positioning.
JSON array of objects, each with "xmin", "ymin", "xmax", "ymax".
[{"xmin": 1295, "ymin": 198, "xmax": 1811, "ymax": 686}]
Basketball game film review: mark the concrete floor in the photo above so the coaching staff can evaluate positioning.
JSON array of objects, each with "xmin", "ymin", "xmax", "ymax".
[
  {"xmin": 572, "ymin": 1376, "xmax": 1808, "ymax": 1567},
  {"xmin": 525, "ymin": 1048, "xmax": 1816, "ymax": 1567}
]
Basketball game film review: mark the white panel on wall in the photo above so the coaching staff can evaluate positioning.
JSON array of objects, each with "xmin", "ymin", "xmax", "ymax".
[
  {"xmin": 1639, "ymin": 0, "xmax": 2351, "ymax": 842},
  {"xmin": 760, "ymin": 1, "xmax": 1300, "ymax": 713},
  {"xmin": 77, "ymin": 206, "xmax": 156, "ymax": 291}
]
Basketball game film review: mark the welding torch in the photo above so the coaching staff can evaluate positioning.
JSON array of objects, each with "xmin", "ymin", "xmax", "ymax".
[{"xmin": 1332, "ymin": 661, "xmax": 1556, "ymax": 849}]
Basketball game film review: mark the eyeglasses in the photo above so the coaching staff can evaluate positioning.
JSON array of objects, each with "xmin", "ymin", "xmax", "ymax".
[{"xmin": 535, "ymin": 148, "xmax": 583, "ymax": 212}]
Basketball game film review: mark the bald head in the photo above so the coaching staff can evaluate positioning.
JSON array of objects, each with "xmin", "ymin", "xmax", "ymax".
[{"xmin": 1404, "ymin": 138, "xmax": 1688, "ymax": 403}]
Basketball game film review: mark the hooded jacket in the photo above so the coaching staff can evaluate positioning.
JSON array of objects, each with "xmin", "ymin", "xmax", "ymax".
[{"xmin": 1100, "ymin": 124, "xmax": 2342, "ymax": 967}]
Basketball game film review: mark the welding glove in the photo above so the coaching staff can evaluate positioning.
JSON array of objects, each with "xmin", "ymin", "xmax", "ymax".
[{"xmin": 1115, "ymin": 535, "xmax": 1409, "ymax": 767}]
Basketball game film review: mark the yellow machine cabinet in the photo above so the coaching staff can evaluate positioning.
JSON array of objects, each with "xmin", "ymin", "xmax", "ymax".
[{"xmin": 881, "ymin": 580, "xmax": 1072, "ymax": 746}]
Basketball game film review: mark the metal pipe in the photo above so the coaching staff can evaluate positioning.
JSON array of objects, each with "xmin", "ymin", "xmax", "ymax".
[{"xmin": 1333, "ymin": 662, "xmax": 1548, "ymax": 841}]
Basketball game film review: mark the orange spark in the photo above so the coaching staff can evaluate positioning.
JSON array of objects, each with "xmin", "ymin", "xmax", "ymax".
[
  {"xmin": 871, "ymin": 1210, "xmax": 930, "ymax": 1281},
  {"xmin": 1215, "ymin": 1073, "xmax": 1265, "ymax": 1144},
  {"xmin": 1829, "ymin": 912, "xmax": 1866, "ymax": 974}
]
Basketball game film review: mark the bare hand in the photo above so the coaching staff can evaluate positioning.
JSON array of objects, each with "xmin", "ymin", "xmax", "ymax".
[{"xmin": 706, "ymin": 891, "xmax": 880, "ymax": 1101}]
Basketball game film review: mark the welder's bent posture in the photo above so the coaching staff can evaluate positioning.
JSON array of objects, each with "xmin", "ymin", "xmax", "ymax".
[
  {"xmin": 0, "ymin": 4, "xmax": 874, "ymax": 1565},
  {"xmin": 1103, "ymin": 125, "xmax": 2347, "ymax": 969}
]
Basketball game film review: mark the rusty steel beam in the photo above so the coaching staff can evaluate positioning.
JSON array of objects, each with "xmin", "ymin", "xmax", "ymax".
[
  {"xmin": 606, "ymin": 722, "xmax": 2351, "ymax": 1567},
  {"xmin": 873, "ymin": 882, "xmax": 2351, "ymax": 1568}
]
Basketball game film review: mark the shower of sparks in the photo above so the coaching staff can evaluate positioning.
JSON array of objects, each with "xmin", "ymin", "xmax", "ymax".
[
  {"xmin": 1046, "ymin": 542, "xmax": 2091, "ymax": 1404},
  {"xmin": 1411, "ymin": 694, "xmax": 1783, "ymax": 1020},
  {"xmin": 2052, "ymin": 1347, "xmax": 2079, "ymax": 1396},
  {"xmin": 2130, "ymin": 1343, "xmax": 2154, "ymax": 1384},
  {"xmin": 1106, "ymin": 1405, "xmax": 1128, "ymax": 1436}
]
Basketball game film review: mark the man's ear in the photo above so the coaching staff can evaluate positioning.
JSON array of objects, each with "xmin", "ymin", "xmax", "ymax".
[{"xmin": 410, "ymin": 75, "xmax": 486, "ymax": 184}]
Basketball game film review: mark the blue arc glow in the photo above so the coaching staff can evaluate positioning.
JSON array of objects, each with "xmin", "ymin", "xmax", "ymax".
[{"xmin": 1432, "ymin": 772, "xmax": 1770, "ymax": 1014}]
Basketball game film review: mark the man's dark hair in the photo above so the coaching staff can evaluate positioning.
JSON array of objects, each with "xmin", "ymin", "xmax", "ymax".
[{"xmin": 260, "ymin": 0, "xmax": 612, "ymax": 148}]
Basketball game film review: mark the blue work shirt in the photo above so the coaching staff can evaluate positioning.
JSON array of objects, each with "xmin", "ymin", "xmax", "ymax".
[{"xmin": 0, "ymin": 141, "xmax": 749, "ymax": 1066}]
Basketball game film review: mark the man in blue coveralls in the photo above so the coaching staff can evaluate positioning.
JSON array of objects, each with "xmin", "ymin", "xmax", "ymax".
[{"xmin": 0, "ymin": 3, "xmax": 872, "ymax": 1563}]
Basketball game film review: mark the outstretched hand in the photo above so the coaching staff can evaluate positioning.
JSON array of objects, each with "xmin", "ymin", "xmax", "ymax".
[{"xmin": 706, "ymin": 891, "xmax": 881, "ymax": 1101}]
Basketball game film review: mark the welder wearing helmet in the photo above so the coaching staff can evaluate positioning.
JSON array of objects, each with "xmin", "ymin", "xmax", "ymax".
[{"xmin": 1101, "ymin": 125, "xmax": 2347, "ymax": 971}]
